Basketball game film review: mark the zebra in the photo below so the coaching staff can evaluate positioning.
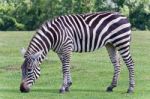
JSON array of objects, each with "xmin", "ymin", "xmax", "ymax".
[{"xmin": 20, "ymin": 12, "xmax": 135, "ymax": 93}]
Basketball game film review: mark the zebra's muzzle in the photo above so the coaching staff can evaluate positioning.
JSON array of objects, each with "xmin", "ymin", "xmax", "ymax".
[{"xmin": 20, "ymin": 82, "xmax": 30, "ymax": 93}]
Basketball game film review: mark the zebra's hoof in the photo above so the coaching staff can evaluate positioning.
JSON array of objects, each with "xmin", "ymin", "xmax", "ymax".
[
  {"xmin": 59, "ymin": 89, "xmax": 66, "ymax": 94},
  {"xmin": 66, "ymin": 82, "xmax": 72, "ymax": 92},
  {"xmin": 127, "ymin": 89, "xmax": 134, "ymax": 93},
  {"xmin": 65, "ymin": 87, "xmax": 70, "ymax": 92},
  {"xmin": 106, "ymin": 87, "xmax": 113, "ymax": 92}
]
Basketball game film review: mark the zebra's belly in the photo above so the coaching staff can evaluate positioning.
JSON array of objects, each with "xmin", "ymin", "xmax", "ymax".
[{"xmin": 72, "ymin": 40, "xmax": 105, "ymax": 53}]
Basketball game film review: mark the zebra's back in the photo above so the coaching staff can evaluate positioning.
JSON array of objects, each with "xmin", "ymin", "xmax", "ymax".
[
  {"xmin": 26, "ymin": 12, "xmax": 131, "ymax": 56},
  {"xmin": 56, "ymin": 12, "xmax": 131, "ymax": 52}
]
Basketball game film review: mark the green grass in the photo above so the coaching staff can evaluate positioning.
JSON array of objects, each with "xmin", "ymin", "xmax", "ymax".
[{"xmin": 0, "ymin": 31, "xmax": 150, "ymax": 99}]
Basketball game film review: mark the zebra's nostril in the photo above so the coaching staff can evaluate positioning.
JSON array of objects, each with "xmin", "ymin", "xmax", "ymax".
[{"xmin": 20, "ymin": 82, "xmax": 30, "ymax": 93}]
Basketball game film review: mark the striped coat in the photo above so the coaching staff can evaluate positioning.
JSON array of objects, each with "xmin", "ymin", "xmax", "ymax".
[{"xmin": 20, "ymin": 12, "xmax": 135, "ymax": 93}]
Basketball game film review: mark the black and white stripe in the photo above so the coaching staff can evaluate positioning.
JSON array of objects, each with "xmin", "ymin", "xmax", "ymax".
[{"xmin": 21, "ymin": 12, "xmax": 135, "ymax": 93}]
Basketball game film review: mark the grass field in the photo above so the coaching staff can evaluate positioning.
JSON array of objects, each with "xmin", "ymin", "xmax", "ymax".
[{"xmin": 0, "ymin": 31, "xmax": 150, "ymax": 99}]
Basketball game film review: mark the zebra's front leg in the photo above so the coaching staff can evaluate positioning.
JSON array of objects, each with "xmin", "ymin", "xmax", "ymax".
[
  {"xmin": 106, "ymin": 44, "xmax": 121, "ymax": 92},
  {"xmin": 57, "ymin": 52, "xmax": 72, "ymax": 93}
]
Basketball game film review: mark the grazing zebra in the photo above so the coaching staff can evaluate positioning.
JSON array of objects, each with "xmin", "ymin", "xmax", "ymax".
[{"xmin": 20, "ymin": 12, "xmax": 135, "ymax": 93}]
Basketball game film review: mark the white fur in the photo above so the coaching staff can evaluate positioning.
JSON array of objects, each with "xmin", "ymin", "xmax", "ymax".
[{"xmin": 21, "ymin": 47, "xmax": 26, "ymax": 57}]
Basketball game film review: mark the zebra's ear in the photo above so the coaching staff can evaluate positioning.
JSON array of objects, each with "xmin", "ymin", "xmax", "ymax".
[
  {"xmin": 21, "ymin": 47, "xmax": 26, "ymax": 57},
  {"xmin": 31, "ymin": 50, "xmax": 43, "ymax": 60}
]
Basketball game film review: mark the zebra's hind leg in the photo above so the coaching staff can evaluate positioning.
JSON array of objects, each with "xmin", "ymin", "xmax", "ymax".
[
  {"xmin": 105, "ymin": 44, "xmax": 121, "ymax": 92},
  {"xmin": 118, "ymin": 46, "xmax": 135, "ymax": 93},
  {"xmin": 57, "ymin": 51, "xmax": 72, "ymax": 93}
]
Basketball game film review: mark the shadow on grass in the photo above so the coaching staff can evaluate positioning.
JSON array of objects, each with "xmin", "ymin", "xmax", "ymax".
[
  {"xmin": 32, "ymin": 88, "xmax": 58, "ymax": 93},
  {"xmin": 32, "ymin": 88, "xmax": 106, "ymax": 93},
  {"xmin": 0, "ymin": 88, "xmax": 104, "ymax": 93},
  {"xmin": 71, "ymin": 88, "xmax": 133, "ymax": 94},
  {"xmin": 0, "ymin": 88, "xmax": 58, "ymax": 94},
  {"xmin": 0, "ymin": 87, "xmax": 128, "ymax": 94},
  {"xmin": 0, "ymin": 88, "xmax": 20, "ymax": 93},
  {"xmin": 71, "ymin": 88, "xmax": 105, "ymax": 93}
]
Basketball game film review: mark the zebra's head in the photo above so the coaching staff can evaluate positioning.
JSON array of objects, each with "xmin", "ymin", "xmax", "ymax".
[{"xmin": 20, "ymin": 50, "xmax": 43, "ymax": 93}]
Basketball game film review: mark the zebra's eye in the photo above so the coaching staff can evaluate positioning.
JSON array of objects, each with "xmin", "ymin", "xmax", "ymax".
[
  {"xmin": 27, "ymin": 64, "xmax": 32, "ymax": 71},
  {"xmin": 28, "ymin": 68, "xmax": 32, "ymax": 72}
]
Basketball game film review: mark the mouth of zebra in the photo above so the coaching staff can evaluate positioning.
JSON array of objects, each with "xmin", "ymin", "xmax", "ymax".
[{"xmin": 20, "ymin": 80, "xmax": 31, "ymax": 93}]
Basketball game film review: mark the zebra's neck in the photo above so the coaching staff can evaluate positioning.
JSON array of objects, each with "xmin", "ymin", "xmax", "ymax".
[{"xmin": 24, "ymin": 30, "xmax": 52, "ymax": 62}]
